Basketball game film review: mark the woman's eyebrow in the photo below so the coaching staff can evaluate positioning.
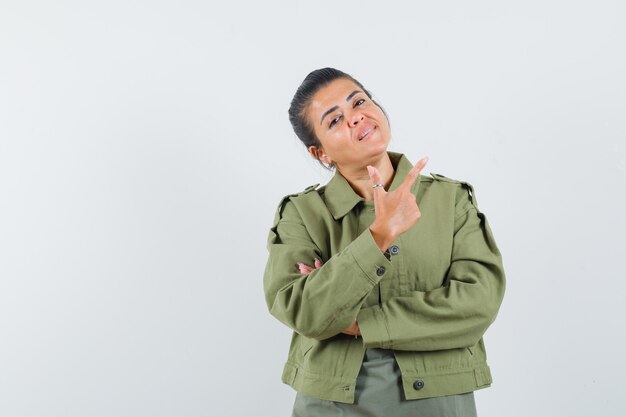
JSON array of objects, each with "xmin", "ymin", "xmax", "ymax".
[
  {"xmin": 345, "ymin": 90, "xmax": 362, "ymax": 101},
  {"xmin": 319, "ymin": 90, "xmax": 363, "ymax": 125},
  {"xmin": 320, "ymin": 106, "xmax": 338, "ymax": 125}
]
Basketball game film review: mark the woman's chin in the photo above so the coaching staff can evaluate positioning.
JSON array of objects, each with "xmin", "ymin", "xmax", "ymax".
[{"xmin": 365, "ymin": 140, "xmax": 390, "ymax": 155}]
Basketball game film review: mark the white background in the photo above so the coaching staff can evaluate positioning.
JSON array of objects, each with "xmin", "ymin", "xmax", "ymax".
[{"xmin": 1, "ymin": 1, "xmax": 625, "ymax": 416}]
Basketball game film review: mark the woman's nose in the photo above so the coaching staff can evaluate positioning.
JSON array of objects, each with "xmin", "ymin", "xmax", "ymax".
[{"xmin": 349, "ymin": 112, "xmax": 364, "ymax": 127}]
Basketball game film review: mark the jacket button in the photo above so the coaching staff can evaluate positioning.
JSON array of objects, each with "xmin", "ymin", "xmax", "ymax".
[
  {"xmin": 389, "ymin": 245, "xmax": 400, "ymax": 255},
  {"xmin": 413, "ymin": 379, "xmax": 424, "ymax": 391},
  {"xmin": 376, "ymin": 266, "xmax": 386, "ymax": 276}
]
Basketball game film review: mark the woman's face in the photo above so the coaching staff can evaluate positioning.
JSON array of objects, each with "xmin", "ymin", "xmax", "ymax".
[{"xmin": 306, "ymin": 78, "xmax": 391, "ymax": 170}]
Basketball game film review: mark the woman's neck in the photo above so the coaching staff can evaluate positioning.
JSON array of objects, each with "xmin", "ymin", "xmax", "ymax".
[{"xmin": 338, "ymin": 153, "xmax": 395, "ymax": 200}]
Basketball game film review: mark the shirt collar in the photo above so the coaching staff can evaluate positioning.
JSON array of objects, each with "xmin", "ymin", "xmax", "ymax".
[{"xmin": 324, "ymin": 151, "xmax": 415, "ymax": 220}]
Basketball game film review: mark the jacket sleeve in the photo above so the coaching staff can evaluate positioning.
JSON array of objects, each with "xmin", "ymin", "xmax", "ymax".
[
  {"xmin": 357, "ymin": 183, "xmax": 506, "ymax": 351},
  {"xmin": 263, "ymin": 195, "xmax": 392, "ymax": 341}
]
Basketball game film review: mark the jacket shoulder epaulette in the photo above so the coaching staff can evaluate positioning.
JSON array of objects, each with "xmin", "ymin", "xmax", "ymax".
[
  {"xmin": 431, "ymin": 173, "xmax": 478, "ymax": 208},
  {"xmin": 430, "ymin": 173, "xmax": 461, "ymax": 184},
  {"xmin": 302, "ymin": 183, "xmax": 320, "ymax": 193},
  {"xmin": 272, "ymin": 183, "xmax": 321, "ymax": 225},
  {"xmin": 278, "ymin": 183, "xmax": 320, "ymax": 204}
]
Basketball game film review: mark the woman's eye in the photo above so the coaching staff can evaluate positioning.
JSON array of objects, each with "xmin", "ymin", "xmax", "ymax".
[
  {"xmin": 329, "ymin": 115, "xmax": 341, "ymax": 128},
  {"xmin": 354, "ymin": 98, "xmax": 366, "ymax": 106}
]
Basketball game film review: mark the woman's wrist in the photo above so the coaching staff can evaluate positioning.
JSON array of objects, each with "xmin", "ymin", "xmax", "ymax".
[{"xmin": 369, "ymin": 222, "xmax": 395, "ymax": 253}]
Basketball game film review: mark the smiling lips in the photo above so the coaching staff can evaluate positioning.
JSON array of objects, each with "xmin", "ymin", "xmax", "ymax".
[{"xmin": 358, "ymin": 125, "xmax": 376, "ymax": 141}]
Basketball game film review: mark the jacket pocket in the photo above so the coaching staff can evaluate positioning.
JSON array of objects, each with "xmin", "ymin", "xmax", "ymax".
[
  {"xmin": 299, "ymin": 336, "xmax": 315, "ymax": 358},
  {"xmin": 470, "ymin": 339, "xmax": 487, "ymax": 362}
]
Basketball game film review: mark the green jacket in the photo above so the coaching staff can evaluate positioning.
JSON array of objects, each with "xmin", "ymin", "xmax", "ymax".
[{"xmin": 263, "ymin": 151, "xmax": 506, "ymax": 403}]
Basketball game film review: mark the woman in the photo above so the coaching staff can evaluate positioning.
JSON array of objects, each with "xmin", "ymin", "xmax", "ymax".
[{"xmin": 263, "ymin": 68, "xmax": 506, "ymax": 417}]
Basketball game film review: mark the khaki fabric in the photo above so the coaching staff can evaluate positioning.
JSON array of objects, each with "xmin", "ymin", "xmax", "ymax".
[
  {"xmin": 292, "ymin": 348, "xmax": 477, "ymax": 417},
  {"xmin": 264, "ymin": 151, "xmax": 506, "ymax": 403}
]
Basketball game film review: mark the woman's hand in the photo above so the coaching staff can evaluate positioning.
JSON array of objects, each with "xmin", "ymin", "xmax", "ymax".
[
  {"xmin": 297, "ymin": 257, "xmax": 323, "ymax": 274},
  {"xmin": 367, "ymin": 157, "xmax": 429, "ymax": 252},
  {"xmin": 341, "ymin": 320, "xmax": 361, "ymax": 337},
  {"xmin": 297, "ymin": 257, "xmax": 361, "ymax": 337}
]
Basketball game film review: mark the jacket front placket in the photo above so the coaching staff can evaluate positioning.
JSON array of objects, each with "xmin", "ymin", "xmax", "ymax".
[{"xmin": 355, "ymin": 200, "xmax": 381, "ymax": 308}]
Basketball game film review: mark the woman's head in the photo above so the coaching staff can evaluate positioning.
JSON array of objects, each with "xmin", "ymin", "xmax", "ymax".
[{"xmin": 288, "ymin": 68, "xmax": 390, "ymax": 172}]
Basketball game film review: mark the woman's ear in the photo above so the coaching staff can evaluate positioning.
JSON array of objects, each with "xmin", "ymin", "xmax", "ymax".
[{"xmin": 308, "ymin": 146, "xmax": 332, "ymax": 164}]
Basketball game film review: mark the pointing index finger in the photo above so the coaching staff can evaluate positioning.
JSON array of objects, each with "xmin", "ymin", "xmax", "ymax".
[{"xmin": 400, "ymin": 156, "xmax": 429, "ymax": 190}]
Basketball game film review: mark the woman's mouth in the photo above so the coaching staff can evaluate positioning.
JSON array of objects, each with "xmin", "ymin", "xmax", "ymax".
[{"xmin": 358, "ymin": 126, "xmax": 375, "ymax": 141}]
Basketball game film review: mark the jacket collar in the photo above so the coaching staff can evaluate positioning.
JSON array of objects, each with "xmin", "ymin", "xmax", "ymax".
[{"xmin": 324, "ymin": 151, "xmax": 415, "ymax": 220}]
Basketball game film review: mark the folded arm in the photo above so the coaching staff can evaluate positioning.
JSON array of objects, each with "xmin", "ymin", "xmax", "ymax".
[
  {"xmin": 357, "ymin": 184, "xmax": 506, "ymax": 351},
  {"xmin": 263, "ymin": 198, "xmax": 392, "ymax": 340}
]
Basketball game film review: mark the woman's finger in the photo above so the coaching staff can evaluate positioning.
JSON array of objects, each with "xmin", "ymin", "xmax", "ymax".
[
  {"xmin": 341, "ymin": 320, "xmax": 361, "ymax": 336},
  {"xmin": 297, "ymin": 263, "xmax": 313, "ymax": 274},
  {"xmin": 400, "ymin": 156, "xmax": 429, "ymax": 190},
  {"xmin": 366, "ymin": 165, "xmax": 385, "ymax": 193},
  {"xmin": 314, "ymin": 258, "xmax": 323, "ymax": 268},
  {"xmin": 367, "ymin": 165, "xmax": 385, "ymax": 212}
]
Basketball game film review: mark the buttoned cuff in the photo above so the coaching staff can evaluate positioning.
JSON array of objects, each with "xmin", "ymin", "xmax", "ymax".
[
  {"xmin": 357, "ymin": 306, "xmax": 391, "ymax": 348},
  {"xmin": 349, "ymin": 228, "xmax": 393, "ymax": 285}
]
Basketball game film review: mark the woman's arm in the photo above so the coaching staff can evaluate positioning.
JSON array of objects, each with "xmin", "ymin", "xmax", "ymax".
[
  {"xmin": 357, "ymin": 183, "xmax": 506, "ymax": 351},
  {"xmin": 263, "ymin": 196, "xmax": 391, "ymax": 341},
  {"xmin": 297, "ymin": 258, "xmax": 362, "ymax": 337},
  {"xmin": 264, "ymin": 158, "xmax": 429, "ymax": 341}
]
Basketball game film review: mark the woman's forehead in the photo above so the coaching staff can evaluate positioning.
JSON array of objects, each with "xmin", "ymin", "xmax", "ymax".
[{"xmin": 308, "ymin": 78, "xmax": 362, "ymax": 116}]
